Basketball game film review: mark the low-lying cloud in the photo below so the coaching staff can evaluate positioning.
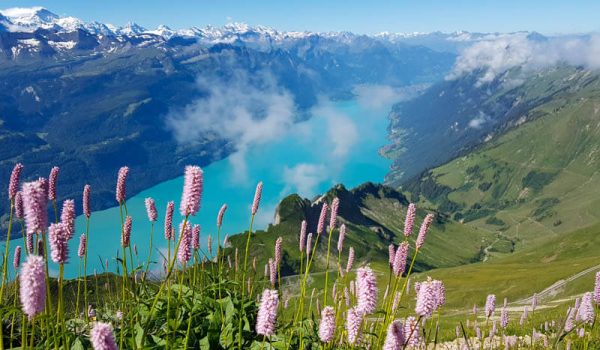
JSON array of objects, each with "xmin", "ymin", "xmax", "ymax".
[
  {"xmin": 167, "ymin": 68, "xmax": 391, "ymax": 209},
  {"xmin": 311, "ymin": 100, "xmax": 359, "ymax": 157},
  {"xmin": 278, "ymin": 99, "xmax": 362, "ymax": 197},
  {"xmin": 282, "ymin": 163, "xmax": 329, "ymax": 198},
  {"xmin": 448, "ymin": 33, "xmax": 600, "ymax": 85},
  {"xmin": 468, "ymin": 112, "xmax": 490, "ymax": 129},
  {"xmin": 352, "ymin": 84, "xmax": 426, "ymax": 109},
  {"xmin": 166, "ymin": 69, "xmax": 297, "ymax": 183}
]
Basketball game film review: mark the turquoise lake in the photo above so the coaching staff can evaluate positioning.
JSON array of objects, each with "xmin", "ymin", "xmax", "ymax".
[{"xmin": 7, "ymin": 99, "xmax": 392, "ymax": 279}]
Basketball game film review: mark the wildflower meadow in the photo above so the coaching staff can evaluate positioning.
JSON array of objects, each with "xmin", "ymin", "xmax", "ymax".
[{"xmin": 0, "ymin": 162, "xmax": 599, "ymax": 349}]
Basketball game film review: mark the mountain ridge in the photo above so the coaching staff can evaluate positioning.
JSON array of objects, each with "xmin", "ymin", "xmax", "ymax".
[
  {"xmin": 227, "ymin": 181, "xmax": 499, "ymax": 278},
  {"xmin": 397, "ymin": 66, "xmax": 600, "ymax": 250},
  {"xmin": 0, "ymin": 7, "xmax": 563, "ymax": 60},
  {"xmin": 383, "ymin": 66, "xmax": 600, "ymax": 186}
]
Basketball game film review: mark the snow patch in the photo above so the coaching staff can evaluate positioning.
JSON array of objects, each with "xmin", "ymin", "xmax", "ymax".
[
  {"xmin": 18, "ymin": 38, "xmax": 40, "ymax": 46},
  {"xmin": 48, "ymin": 40, "xmax": 77, "ymax": 50},
  {"xmin": 22, "ymin": 86, "xmax": 40, "ymax": 102}
]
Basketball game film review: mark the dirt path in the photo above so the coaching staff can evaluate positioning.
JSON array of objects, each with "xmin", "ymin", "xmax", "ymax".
[
  {"xmin": 513, "ymin": 263, "xmax": 600, "ymax": 305},
  {"xmin": 481, "ymin": 237, "xmax": 499, "ymax": 262}
]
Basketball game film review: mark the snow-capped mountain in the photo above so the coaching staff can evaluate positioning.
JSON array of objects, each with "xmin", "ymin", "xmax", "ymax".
[
  {"xmin": 0, "ymin": 6, "xmax": 84, "ymax": 32},
  {"xmin": 0, "ymin": 7, "xmax": 324, "ymax": 58},
  {"xmin": 374, "ymin": 31, "xmax": 497, "ymax": 53},
  {"xmin": 0, "ymin": 6, "xmax": 510, "ymax": 60}
]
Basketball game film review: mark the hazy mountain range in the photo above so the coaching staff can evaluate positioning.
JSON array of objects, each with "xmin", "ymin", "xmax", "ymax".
[{"xmin": 0, "ymin": 7, "xmax": 506, "ymax": 59}]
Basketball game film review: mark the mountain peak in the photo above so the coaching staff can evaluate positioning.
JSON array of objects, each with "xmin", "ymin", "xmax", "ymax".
[
  {"xmin": 119, "ymin": 21, "xmax": 147, "ymax": 35},
  {"xmin": 220, "ymin": 22, "xmax": 280, "ymax": 38},
  {"xmin": 223, "ymin": 22, "xmax": 252, "ymax": 33},
  {"xmin": 0, "ymin": 6, "xmax": 57, "ymax": 20},
  {"xmin": 0, "ymin": 6, "xmax": 84, "ymax": 32},
  {"xmin": 143, "ymin": 24, "xmax": 175, "ymax": 38}
]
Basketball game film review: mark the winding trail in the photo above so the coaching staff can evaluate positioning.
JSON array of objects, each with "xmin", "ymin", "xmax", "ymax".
[
  {"xmin": 481, "ymin": 237, "xmax": 500, "ymax": 262},
  {"xmin": 513, "ymin": 263, "xmax": 600, "ymax": 305},
  {"xmin": 445, "ymin": 263, "xmax": 600, "ymax": 317}
]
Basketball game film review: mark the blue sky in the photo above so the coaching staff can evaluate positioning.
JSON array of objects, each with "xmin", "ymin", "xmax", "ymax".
[{"xmin": 2, "ymin": 0, "xmax": 599, "ymax": 34}]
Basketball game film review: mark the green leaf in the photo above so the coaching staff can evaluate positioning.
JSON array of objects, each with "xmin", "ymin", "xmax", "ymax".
[
  {"xmin": 70, "ymin": 338, "xmax": 84, "ymax": 350},
  {"xmin": 135, "ymin": 323, "xmax": 144, "ymax": 348},
  {"xmin": 199, "ymin": 335, "xmax": 211, "ymax": 350},
  {"xmin": 151, "ymin": 335, "xmax": 166, "ymax": 346},
  {"xmin": 242, "ymin": 315, "xmax": 251, "ymax": 331},
  {"xmin": 224, "ymin": 297, "xmax": 236, "ymax": 323},
  {"xmin": 170, "ymin": 283, "xmax": 191, "ymax": 295},
  {"xmin": 219, "ymin": 323, "xmax": 234, "ymax": 348}
]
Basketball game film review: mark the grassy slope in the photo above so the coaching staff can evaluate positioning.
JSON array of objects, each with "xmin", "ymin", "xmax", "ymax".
[
  {"xmin": 384, "ymin": 66, "xmax": 597, "ymax": 185},
  {"xmin": 406, "ymin": 69, "xmax": 600, "ymax": 248},
  {"xmin": 383, "ymin": 68, "xmax": 600, "ymax": 339},
  {"xmin": 413, "ymin": 221, "xmax": 600, "ymax": 314},
  {"xmin": 277, "ymin": 222, "xmax": 600, "ymax": 341},
  {"xmin": 227, "ymin": 182, "xmax": 496, "ymax": 280}
]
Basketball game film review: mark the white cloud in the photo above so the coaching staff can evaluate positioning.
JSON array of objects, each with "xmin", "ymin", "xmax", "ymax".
[
  {"xmin": 166, "ymin": 70, "xmax": 387, "ymax": 204},
  {"xmin": 468, "ymin": 112, "xmax": 490, "ymax": 129},
  {"xmin": 352, "ymin": 84, "xmax": 426, "ymax": 110},
  {"xmin": 448, "ymin": 33, "xmax": 600, "ymax": 85},
  {"xmin": 166, "ymin": 69, "xmax": 297, "ymax": 183},
  {"xmin": 281, "ymin": 163, "xmax": 328, "ymax": 197},
  {"xmin": 328, "ymin": 113, "xmax": 358, "ymax": 157},
  {"xmin": 352, "ymin": 84, "xmax": 402, "ymax": 109},
  {"xmin": 253, "ymin": 200, "xmax": 278, "ymax": 228},
  {"xmin": 311, "ymin": 100, "xmax": 359, "ymax": 157},
  {"xmin": 273, "ymin": 100, "xmax": 363, "ymax": 199}
]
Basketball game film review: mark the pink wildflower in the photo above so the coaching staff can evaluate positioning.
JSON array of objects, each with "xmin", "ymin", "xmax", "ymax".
[
  {"xmin": 115, "ymin": 166, "xmax": 129, "ymax": 203},
  {"xmin": 19, "ymin": 255, "xmax": 46, "ymax": 319},
  {"xmin": 404, "ymin": 203, "xmax": 416, "ymax": 237},
  {"xmin": 48, "ymin": 166, "xmax": 59, "ymax": 201},
  {"xmin": 145, "ymin": 197, "xmax": 157, "ymax": 222},
  {"xmin": 251, "ymin": 182, "xmax": 263, "ymax": 215},
  {"xmin": 318, "ymin": 306, "xmax": 336, "ymax": 343},
  {"xmin": 8, "ymin": 163, "xmax": 24, "ymax": 200},
  {"xmin": 415, "ymin": 214, "xmax": 434, "ymax": 249},
  {"xmin": 180, "ymin": 165, "xmax": 203, "ymax": 216},
  {"xmin": 356, "ymin": 265, "xmax": 377, "ymax": 315},
  {"xmin": 83, "ymin": 184, "xmax": 91, "ymax": 218},
  {"xmin": 256, "ymin": 289, "xmax": 279, "ymax": 336}
]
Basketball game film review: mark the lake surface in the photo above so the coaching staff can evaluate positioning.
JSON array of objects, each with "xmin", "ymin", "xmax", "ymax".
[{"xmin": 7, "ymin": 99, "xmax": 391, "ymax": 279}]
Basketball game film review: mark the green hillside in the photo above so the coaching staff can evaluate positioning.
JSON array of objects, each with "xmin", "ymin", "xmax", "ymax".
[
  {"xmin": 227, "ymin": 182, "xmax": 498, "ymax": 278},
  {"xmin": 416, "ymin": 221, "xmax": 600, "ymax": 313},
  {"xmin": 380, "ymin": 66, "xmax": 600, "ymax": 331},
  {"xmin": 384, "ymin": 66, "xmax": 600, "ymax": 185},
  {"xmin": 404, "ymin": 68, "xmax": 600, "ymax": 248}
]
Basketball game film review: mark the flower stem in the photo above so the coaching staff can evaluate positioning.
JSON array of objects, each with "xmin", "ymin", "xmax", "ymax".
[
  {"xmin": 143, "ymin": 222, "xmax": 154, "ymax": 281},
  {"xmin": 140, "ymin": 215, "xmax": 189, "ymax": 348},
  {"xmin": 216, "ymin": 226, "xmax": 225, "ymax": 328},
  {"xmin": 58, "ymin": 263, "xmax": 68, "ymax": 348},
  {"xmin": 83, "ymin": 217, "xmax": 90, "ymax": 322},
  {"xmin": 238, "ymin": 214, "xmax": 255, "ymax": 349},
  {"xmin": 0, "ymin": 201, "xmax": 14, "ymax": 350},
  {"xmin": 0, "ymin": 201, "xmax": 15, "ymax": 305},
  {"xmin": 76, "ymin": 258, "xmax": 82, "ymax": 317},
  {"xmin": 323, "ymin": 226, "xmax": 334, "ymax": 307}
]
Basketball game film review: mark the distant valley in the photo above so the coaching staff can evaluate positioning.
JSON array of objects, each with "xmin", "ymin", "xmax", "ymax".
[{"xmin": 0, "ymin": 7, "xmax": 460, "ymax": 236}]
